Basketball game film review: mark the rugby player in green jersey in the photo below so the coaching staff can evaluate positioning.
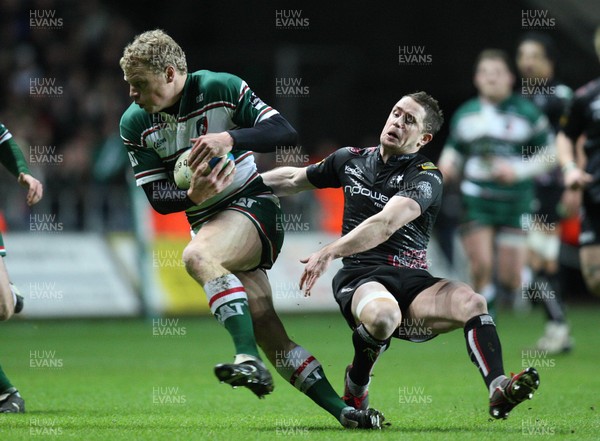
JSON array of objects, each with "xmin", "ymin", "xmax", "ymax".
[
  {"xmin": 0, "ymin": 123, "xmax": 43, "ymax": 413},
  {"xmin": 119, "ymin": 29, "xmax": 383, "ymax": 429},
  {"xmin": 439, "ymin": 49, "xmax": 553, "ymax": 317}
]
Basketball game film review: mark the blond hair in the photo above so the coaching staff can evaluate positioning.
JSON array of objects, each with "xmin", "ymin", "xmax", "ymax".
[{"xmin": 120, "ymin": 29, "xmax": 187, "ymax": 78}]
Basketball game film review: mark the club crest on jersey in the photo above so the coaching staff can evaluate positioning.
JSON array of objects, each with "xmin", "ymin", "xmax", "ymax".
[
  {"xmin": 389, "ymin": 174, "xmax": 404, "ymax": 188},
  {"xmin": 415, "ymin": 181, "xmax": 433, "ymax": 199},
  {"xmin": 418, "ymin": 161, "xmax": 438, "ymax": 170},
  {"xmin": 196, "ymin": 116, "xmax": 208, "ymax": 136}
]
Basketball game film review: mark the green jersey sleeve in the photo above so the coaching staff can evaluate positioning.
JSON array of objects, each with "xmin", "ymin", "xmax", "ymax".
[
  {"xmin": 0, "ymin": 123, "xmax": 31, "ymax": 177},
  {"xmin": 119, "ymin": 107, "xmax": 169, "ymax": 186}
]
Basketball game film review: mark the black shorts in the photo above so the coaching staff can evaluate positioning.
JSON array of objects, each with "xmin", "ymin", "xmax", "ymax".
[
  {"xmin": 533, "ymin": 180, "xmax": 563, "ymax": 224},
  {"xmin": 579, "ymin": 195, "xmax": 600, "ymax": 246},
  {"xmin": 332, "ymin": 265, "xmax": 442, "ymax": 340}
]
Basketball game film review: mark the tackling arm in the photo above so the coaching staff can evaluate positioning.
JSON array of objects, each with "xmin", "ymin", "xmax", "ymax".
[
  {"xmin": 320, "ymin": 196, "xmax": 421, "ymax": 259},
  {"xmin": 299, "ymin": 195, "xmax": 422, "ymax": 293},
  {"xmin": 261, "ymin": 166, "xmax": 316, "ymax": 197}
]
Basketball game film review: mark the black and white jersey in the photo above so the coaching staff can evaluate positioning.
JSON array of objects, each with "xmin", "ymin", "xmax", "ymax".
[
  {"xmin": 561, "ymin": 77, "xmax": 600, "ymax": 202},
  {"xmin": 306, "ymin": 146, "xmax": 443, "ymax": 269}
]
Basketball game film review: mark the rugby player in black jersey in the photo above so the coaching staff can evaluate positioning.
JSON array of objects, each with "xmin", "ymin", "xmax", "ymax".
[
  {"xmin": 263, "ymin": 92, "xmax": 540, "ymax": 419},
  {"xmin": 558, "ymin": 26, "xmax": 600, "ymax": 297},
  {"xmin": 516, "ymin": 32, "xmax": 574, "ymax": 353}
]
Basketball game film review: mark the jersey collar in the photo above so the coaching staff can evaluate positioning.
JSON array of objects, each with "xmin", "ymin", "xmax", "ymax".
[{"xmin": 377, "ymin": 145, "xmax": 417, "ymax": 164}]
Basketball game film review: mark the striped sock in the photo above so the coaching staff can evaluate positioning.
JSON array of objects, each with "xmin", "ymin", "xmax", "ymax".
[
  {"xmin": 275, "ymin": 345, "xmax": 346, "ymax": 418},
  {"xmin": 204, "ymin": 274, "xmax": 260, "ymax": 359},
  {"xmin": 464, "ymin": 314, "xmax": 505, "ymax": 388}
]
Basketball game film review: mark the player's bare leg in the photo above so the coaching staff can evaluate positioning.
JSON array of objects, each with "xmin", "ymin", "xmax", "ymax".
[
  {"xmin": 342, "ymin": 282, "xmax": 400, "ymax": 410},
  {"xmin": 407, "ymin": 280, "xmax": 539, "ymax": 419},
  {"xmin": 497, "ymin": 230, "xmax": 527, "ymax": 311},
  {"xmin": 528, "ymin": 230, "xmax": 573, "ymax": 353},
  {"xmin": 461, "ymin": 225, "xmax": 496, "ymax": 312},
  {"xmin": 580, "ymin": 244, "xmax": 600, "ymax": 296},
  {"xmin": 182, "ymin": 210, "xmax": 271, "ymax": 397},
  {"xmin": 0, "ymin": 258, "xmax": 14, "ymax": 321},
  {"xmin": 238, "ymin": 269, "xmax": 383, "ymax": 428}
]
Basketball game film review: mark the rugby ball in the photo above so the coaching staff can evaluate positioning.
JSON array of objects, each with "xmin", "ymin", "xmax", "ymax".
[{"xmin": 173, "ymin": 150, "xmax": 234, "ymax": 190}]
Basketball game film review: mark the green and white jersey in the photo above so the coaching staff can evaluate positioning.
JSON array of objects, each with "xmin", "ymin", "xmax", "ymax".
[
  {"xmin": 0, "ymin": 123, "xmax": 12, "ymax": 145},
  {"xmin": 120, "ymin": 70, "xmax": 279, "ymax": 228},
  {"xmin": 443, "ymin": 94, "xmax": 551, "ymax": 201},
  {"xmin": 0, "ymin": 122, "xmax": 30, "ymax": 177}
]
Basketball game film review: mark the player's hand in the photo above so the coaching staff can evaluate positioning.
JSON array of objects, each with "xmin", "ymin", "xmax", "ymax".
[
  {"xmin": 491, "ymin": 160, "xmax": 517, "ymax": 185},
  {"xmin": 17, "ymin": 173, "xmax": 43, "ymax": 206},
  {"xmin": 187, "ymin": 157, "xmax": 236, "ymax": 205},
  {"xmin": 564, "ymin": 167, "xmax": 593, "ymax": 190},
  {"xmin": 188, "ymin": 132, "xmax": 234, "ymax": 170},
  {"xmin": 299, "ymin": 250, "xmax": 333, "ymax": 296}
]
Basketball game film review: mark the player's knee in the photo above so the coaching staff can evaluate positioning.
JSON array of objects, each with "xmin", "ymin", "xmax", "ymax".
[
  {"xmin": 182, "ymin": 243, "xmax": 213, "ymax": 275},
  {"xmin": 461, "ymin": 291, "xmax": 487, "ymax": 323},
  {"xmin": 361, "ymin": 301, "xmax": 401, "ymax": 340},
  {"xmin": 0, "ymin": 303, "xmax": 12, "ymax": 321}
]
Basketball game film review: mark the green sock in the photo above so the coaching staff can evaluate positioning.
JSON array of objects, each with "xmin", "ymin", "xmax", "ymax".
[
  {"xmin": 275, "ymin": 345, "xmax": 346, "ymax": 419},
  {"xmin": 204, "ymin": 275, "xmax": 261, "ymax": 359},
  {"xmin": 0, "ymin": 364, "xmax": 14, "ymax": 394},
  {"xmin": 305, "ymin": 375, "xmax": 347, "ymax": 418}
]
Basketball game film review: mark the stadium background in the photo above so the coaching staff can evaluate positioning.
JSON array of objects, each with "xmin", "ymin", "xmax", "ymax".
[{"xmin": 0, "ymin": 0, "xmax": 599, "ymax": 313}]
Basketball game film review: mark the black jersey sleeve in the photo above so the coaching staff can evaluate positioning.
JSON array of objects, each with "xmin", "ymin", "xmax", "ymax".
[
  {"xmin": 560, "ymin": 91, "xmax": 587, "ymax": 142},
  {"xmin": 395, "ymin": 162, "xmax": 443, "ymax": 213},
  {"xmin": 305, "ymin": 148, "xmax": 347, "ymax": 189},
  {"xmin": 227, "ymin": 114, "xmax": 298, "ymax": 153},
  {"xmin": 142, "ymin": 179, "xmax": 196, "ymax": 214}
]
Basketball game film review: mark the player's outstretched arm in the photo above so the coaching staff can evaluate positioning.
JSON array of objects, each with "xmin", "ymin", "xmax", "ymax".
[
  {"xmin": 299, "ymin": 196, "xmax": 421, "ymax": 294},
  {"xmin": 261, "ymin": 166, "xmax": 316, "ymax": 197}
]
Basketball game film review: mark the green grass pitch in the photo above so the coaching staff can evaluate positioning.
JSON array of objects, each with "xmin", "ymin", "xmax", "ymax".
[{"xmin": 0, "ymin": 307, "xmax": 598, "ymax": 440}]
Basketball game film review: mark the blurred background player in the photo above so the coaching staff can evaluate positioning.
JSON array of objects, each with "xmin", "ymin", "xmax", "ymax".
[
  {"xmin": 438, "ymin": 49, "xmax": 553, "ymax": 317},
  {"xmin": 263, "ymin": 92, "xmax": 540, "ymax": 420},
  {"xmin": 558, "ymin": 26, "xmax": 600, "ymax": 298},
  {"xmin": 516, "ymin": 32, "xmax": 574, "ymax": 353},
  {"xmin": 119, "ymin": 29, "xmax": 382, "ymax": 429},
  {"xmin": 0, "ymin": 122, "xmax": 43, "ymax": 413}
]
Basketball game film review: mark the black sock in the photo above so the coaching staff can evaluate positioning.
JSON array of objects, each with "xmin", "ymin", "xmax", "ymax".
[
  {"xmin": 349, "ymin": 324, "xmax": 390, "ymax": 386},
  {"xmin": 464, "ymin": 314, "xmax": 504, "ymax": 388},
  {"xmin": 536, "ymin": 271, "xmax": 566, "ymax": 323}
]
